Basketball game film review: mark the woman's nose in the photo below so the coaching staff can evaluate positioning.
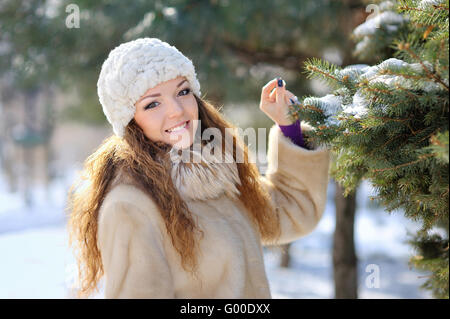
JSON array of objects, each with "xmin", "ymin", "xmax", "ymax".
[{"xmin": 166, "ymin": 99, "xmax": 184, "ymax": 118}]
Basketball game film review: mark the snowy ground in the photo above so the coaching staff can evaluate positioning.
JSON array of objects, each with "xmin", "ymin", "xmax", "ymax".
[{"xmin": 0, "ymin": 173, "xmax": 432, "ymax": 299}]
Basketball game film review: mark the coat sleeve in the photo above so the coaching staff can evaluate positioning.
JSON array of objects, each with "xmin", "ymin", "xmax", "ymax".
[
  {"xmin": 97, "ymin": 197, "xmax": 175, "ymax": 298},
  {"xmin": 258, "ymin": 121, "xmax": 331, "ymax": 246}
]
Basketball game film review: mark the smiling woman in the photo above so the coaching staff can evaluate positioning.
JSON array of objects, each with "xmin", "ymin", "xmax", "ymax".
[
  {"xmin": 133, "ymin": 76, "xmax": 199, "ymax": 149},
  {"xmin": 67, "ymin": 37, "xmax": 331, "ymax": 299}
]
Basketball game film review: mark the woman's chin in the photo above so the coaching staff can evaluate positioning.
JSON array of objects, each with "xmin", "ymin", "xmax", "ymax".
[
  {"xmin": 164, "ymin": 120, "xmax": 198, "ymax": 149},
  {"xmin": 168, "ymin": 134, "xmax": 194, "ymax": 150}
]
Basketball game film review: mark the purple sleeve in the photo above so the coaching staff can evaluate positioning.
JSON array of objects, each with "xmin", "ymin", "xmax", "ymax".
[{"xmin": 278, "ymin": 119, "xmax": 307, "ymax": 148}]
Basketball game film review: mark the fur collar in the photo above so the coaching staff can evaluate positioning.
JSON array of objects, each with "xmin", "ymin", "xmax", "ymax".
[
  {"xmin": 110, "ymin": 138, "xmax": 242, "ymax": 203},
  {"xmin": 166, "ymin": 139, "xmax": 242, "ymax": 202}
]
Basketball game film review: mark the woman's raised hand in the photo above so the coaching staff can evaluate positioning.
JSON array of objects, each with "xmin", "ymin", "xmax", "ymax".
[{"xmin": 259, "ymin": 77, "xmax": 298, "ymax": 126}]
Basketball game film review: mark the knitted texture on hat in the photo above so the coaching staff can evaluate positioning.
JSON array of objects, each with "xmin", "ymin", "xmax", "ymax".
[{"xmin": 97, "ymin": 38, "xmax": 201, "ymax": 137}]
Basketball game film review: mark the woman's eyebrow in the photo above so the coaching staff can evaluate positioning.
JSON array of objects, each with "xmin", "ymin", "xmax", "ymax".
[{"xmin": 139, "ymin": 79, "xmax": 188, "ymax": 102}]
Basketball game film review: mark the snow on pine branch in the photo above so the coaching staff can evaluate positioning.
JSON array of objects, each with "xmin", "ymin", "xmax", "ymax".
[
  {"xmin": 353, "ymin": 11, "xmax": 405, "ymax": 37},
  {"xmin": 353, "ymin": 1, "xmax": 408, "ymax": 59},
  {"xmin": 302, "ymin": 58, "xmax": 445, "ymax": 127},
  {"xmin": 418, "ymin": 0, "xmax": 446, "ymax": 9},
  {"xmin": 359, "ymin": 58, "xmax": 445, "ymax": 92}
]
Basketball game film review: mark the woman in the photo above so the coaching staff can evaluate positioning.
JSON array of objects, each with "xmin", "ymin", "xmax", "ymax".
[{"xmin": 67, "ymin": 38, "xmax": 330, "ymax": 298}]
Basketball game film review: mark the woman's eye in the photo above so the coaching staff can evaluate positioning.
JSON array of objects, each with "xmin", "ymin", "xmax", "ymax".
[
  {"xmin": 179, "ymin": 88, "xmax": 191, "ymax": 96},
  {"xmin": 144, "ymin": 89, "xmax": 190, "ymax": 110},
  {"xmin": 144, "ymin": 102, "xmax": 158, "ymax": 110}
]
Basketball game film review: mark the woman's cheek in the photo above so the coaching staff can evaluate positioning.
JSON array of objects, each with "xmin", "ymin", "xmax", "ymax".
[
  {"xmin": 188, "ymin": 98, "xmax": 199, "ymax": 118},
  {"xmin": 144, "ymin": 111, "xmax": 164, "ymax": 140}
]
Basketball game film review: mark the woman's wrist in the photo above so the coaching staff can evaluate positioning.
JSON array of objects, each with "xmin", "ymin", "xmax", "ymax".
[{"xmin": 278, "ymin": 119, "xmax": 306, "ymax": 148}]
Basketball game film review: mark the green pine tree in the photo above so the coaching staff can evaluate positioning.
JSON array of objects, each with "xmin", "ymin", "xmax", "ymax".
[{"xmin": 290, "ymin": 0, "xmax": 449, "ymax": 298}]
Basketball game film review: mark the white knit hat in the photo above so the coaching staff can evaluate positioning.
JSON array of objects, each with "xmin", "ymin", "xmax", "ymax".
[{"xmin": 97, "ymin": 37, "xmax": 202, "ymax": 137}]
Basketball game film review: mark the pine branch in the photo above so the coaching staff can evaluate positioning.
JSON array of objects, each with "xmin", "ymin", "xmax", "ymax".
[
  {"xmin": 369, "ymin": 115, "xmax": 412, "ymax": 123},
  {"xmin": 399, "ymin": 42, "xmax": 449, "ymax": 90},
  {"xmin": 299, "ymin": 103, "xmax": 325, "ymax": 114},
  {"xmin": 361, "ymin": 85, "xmax": 393, "ymax": 96},
  {"xmin": 367, "ymin": 133, "xmax": 410, "ymax": 157},
  {"xmin": 372, "ymin": 153, "xmax": 435, "ymax": 173},
  {"xmin": 303, "ymin": 57, "xmax": 341, "ymax": 89},
  {"xmin": 399, "ymin": 4, "xmax": 449, "ymax": 13},
  {"xmin": 379, "ymin": 69, "xmax": 428, "ymax": 80},
  {"xmin": 306, "ymin": 65, "xmax": 339, "ymax": 82}
]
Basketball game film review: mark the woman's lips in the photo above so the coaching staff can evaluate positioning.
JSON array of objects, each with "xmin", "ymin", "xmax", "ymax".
[{"xmin": 165, "ymin": 120, "xmax": 189, "ymax": 133}]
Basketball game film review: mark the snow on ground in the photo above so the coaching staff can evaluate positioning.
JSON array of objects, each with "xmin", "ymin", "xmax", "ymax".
[
  {"xmin": 0, "ymin": 173, "xmax": 432, "ymax": 298},
  {"xmin": 0, "ymin": 226, "xmax": 71, "ymax": 298},
  {"xmin": 0, "ymin": 174, "xmax": 69, "ymax": 234}
]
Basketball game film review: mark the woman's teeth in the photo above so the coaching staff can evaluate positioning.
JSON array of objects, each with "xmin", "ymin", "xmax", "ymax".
[{"xmin": 166, "ymin": 121, "xmax": 188, "ymax": 133}]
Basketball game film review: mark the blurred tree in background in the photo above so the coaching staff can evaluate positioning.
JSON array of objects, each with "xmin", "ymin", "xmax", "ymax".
[
  {"xmin": 1, "ymin": 0, "xmax": 366, "ymax": 123},
  {"xmin": 291, "ymin": 0, "xmax": 449, "ymax": 298},
  {"xmin": 0, "ymin": 0, "xmax": 373, "ymax": 298}
]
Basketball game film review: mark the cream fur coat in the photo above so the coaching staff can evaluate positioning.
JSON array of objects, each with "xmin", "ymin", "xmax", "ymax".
[{"xmin": 97, "ymin": 122, "xmax": 331, "ymax": 298}]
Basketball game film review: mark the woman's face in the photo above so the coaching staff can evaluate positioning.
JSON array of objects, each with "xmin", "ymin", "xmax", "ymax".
[{"xmin": 134, "ymin": 76, "xmax": 199, "ymax": 149}]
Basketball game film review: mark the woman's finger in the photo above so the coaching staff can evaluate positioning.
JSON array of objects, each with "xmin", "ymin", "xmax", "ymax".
[
  {"xmin": 285, "ymin": 90, "xmax": 297, "ymax": 104},
  {"xmin": 285, "ymin": 89, "xmax": 295, "ymax": 99},
  {"xmin": 261, "ymin": 78, "xmax": 278, "ymax": 101},
  {"xmin": 268, "ymin": 87, "xmax": 277, "ymax": 102},
  {"xmin": 275, "ymin": 78, "xmax": 285, "ymax": 105}
]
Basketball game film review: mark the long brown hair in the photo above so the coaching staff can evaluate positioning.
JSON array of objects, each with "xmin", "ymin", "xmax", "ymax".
[{"xmin": 66, "ymin": 95, "xmax": 281, "ymax": 297}]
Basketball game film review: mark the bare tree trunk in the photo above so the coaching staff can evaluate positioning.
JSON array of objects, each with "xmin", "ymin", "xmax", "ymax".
[
  {"xmin": 279, "ymin": 243, "xmax": 291, "ymax": 268},
  {"xmin": 0, "ymin": 110, "xmax": 18, "ymax": 192},
  {"xmin": 42, "ymin": 85, "xmax": 55, "ymax": 199},
  {"xmin": 333, "ymin": 180, "xmax": 358, "ymax": 299},
  {"xmin": 22, "ymin": 88, "xmax": 39, "ymax": 208}
]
